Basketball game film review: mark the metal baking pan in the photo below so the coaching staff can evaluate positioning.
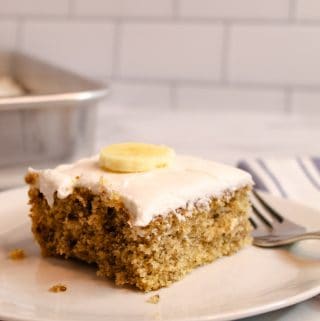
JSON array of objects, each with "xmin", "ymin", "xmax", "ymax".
[{"xmin": 0, "ymin": 52, "xmax": 108, "ymax": 189}]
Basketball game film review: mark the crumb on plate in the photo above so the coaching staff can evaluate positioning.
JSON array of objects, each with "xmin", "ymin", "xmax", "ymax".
[
  {"xmin": 8, "ymin": 248, "xmax": 25, "ymax": 260},
  {"xmin": 49, "ymin": 284, "xmax": 67, "ymax": 293},
  {"xmin": 147, "ymin": 294, "xmax": 160, "ymax": 304}
]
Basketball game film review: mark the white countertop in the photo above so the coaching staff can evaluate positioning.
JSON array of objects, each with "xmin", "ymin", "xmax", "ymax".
[{"xmin": 96, "ymin": 107, "xmax": 319, "ymax": 164}]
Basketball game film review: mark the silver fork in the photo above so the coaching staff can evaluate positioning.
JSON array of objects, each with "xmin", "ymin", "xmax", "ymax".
[{"xmin": 250, "ymin": 190, "xmax": 320, "ymax": 248}]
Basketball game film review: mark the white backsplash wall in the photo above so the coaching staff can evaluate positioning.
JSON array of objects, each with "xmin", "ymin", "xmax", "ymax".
[{"xmin": 1, "ymin": 0, "xmax": 320, "ymax": 161}]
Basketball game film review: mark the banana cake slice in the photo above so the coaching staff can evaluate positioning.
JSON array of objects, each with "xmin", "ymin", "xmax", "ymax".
[{"xmin": 25, "ymin": 143, "xmax": 253, "ymax": 292}]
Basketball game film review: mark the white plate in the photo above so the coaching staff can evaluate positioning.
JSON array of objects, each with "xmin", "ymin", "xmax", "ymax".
[{"xmin": 0, "ymin": 187, "xmax": 319, "ymax": 321}]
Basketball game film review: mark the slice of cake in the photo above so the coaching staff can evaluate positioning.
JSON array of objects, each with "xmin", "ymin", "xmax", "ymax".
[{"xmin": 25, "ymin": 143, "xmax": 253, "ymax": 292}]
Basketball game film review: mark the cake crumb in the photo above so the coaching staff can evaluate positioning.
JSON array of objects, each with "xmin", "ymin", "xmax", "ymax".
[
  {"xmin": 147, "ymin": 294, "xmax": 160, "ymax": 304},
  {"xmin": 99, "ymin": 176, "xmax": 107, "ymax": 185},
  {"xmin": 49, "ymin": 284, "xmax": 67, "ymax": 293},
  {"xmin": 8, "ymin": 248, "xmax": 25, "ymax": 260}
]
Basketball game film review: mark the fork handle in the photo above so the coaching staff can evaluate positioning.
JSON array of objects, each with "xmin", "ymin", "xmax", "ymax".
[
  {"xmin": 301, "ymin": 231, "xmax": 320, "ymax": 239},
  {"xmin": 254, "ymin": 231, "xmax": 320, "ymax": 248}
]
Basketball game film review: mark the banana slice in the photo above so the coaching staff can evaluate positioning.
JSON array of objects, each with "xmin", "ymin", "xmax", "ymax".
[{"xmin": 99, "ymin": 142, "xmax": 176, "ymax": 173}]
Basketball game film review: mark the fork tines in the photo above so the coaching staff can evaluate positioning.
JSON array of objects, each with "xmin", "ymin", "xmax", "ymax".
[{"xmin": 249, "ymin": 190, "xmax": 308, "ymax": 247}]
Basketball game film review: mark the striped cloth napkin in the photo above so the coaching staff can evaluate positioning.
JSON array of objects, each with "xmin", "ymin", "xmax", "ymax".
[{"xmin": 238, "ymin": 157, "xmax": 320, "ymax": 211}]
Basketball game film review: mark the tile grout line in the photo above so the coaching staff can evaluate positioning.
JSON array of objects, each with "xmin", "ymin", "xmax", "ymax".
[
  {"xmin": 3, "ymin": 14, "xmax": 320, "ymax": 27},
  {"xmin": 104, "ymin": 76, "xmax": 320, "ymax": 92},
  {"xmin": 3, "ymin": 14, "xmax": 320, "ymax": 25}
]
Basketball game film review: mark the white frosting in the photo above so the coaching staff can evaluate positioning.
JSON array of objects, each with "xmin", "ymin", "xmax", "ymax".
[{"xmin": 28, "ymin": 155, "xmax": 253, "ymax": 226}]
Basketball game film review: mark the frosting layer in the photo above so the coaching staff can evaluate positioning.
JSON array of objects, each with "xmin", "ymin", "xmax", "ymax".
[{"xmin": 28, "ymin": 155, "xmax": 253, "ymax": 226}]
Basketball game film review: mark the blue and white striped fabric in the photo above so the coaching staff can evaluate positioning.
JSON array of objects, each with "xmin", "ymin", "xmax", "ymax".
[{"xmin": 238, "ymin": 157, "xmax": 320, "ymax": 211}]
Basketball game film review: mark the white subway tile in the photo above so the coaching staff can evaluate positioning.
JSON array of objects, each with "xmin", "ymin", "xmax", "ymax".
[
  {"xmin": 0, "ymin": 0, "xmax": 69, "ymax": 16},
  {"xmin": 179, "ymin": 0, "xmax": 290, "ymax": 19},
  {"xmin": 229, "ymin": 25, "xmax": 320, "ymax": 85},
  {"xmin": 74, "ymin": 0, "xmax": 173, "ymax": 17},
  {"xmin": 292, "ymin": 91, "xmax": 320, "ymax": 114},
  {"xmin": 97, "ymin": 82, "xmax": 171, "ymax": 145},
  {"xmin": 0, "ymin": 111, "xmax": 23, "ymax": 166},
  {"xmin": 21, "ymin": 21, "xmax": 114, "ymax": 78},
  {"xmin": 0, "ymin": 20, "xmax": 16, "ymax": 49},
  {"xmin": 101, "ymin": 81, "xmax": 171, "ymax": 113},
  {"xmin": 119, "ymin": 23, "xmax": 223, "ymax": 80},
  {"xmin": 0, "ymin": 20, "xmax": 17, "ymax": 74},
  {"xmin": 176, "ymin": 86, "xmax": 285, "ymax": 111},
  {"xmin": 296, "ymin": 0, "xmax": 320, "ymax": 20}
]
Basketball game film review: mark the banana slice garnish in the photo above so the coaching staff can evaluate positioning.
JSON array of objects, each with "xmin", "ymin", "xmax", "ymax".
[{"xmin": 99, "ymin": 142, "xmax": 175, "ymax": 173}]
